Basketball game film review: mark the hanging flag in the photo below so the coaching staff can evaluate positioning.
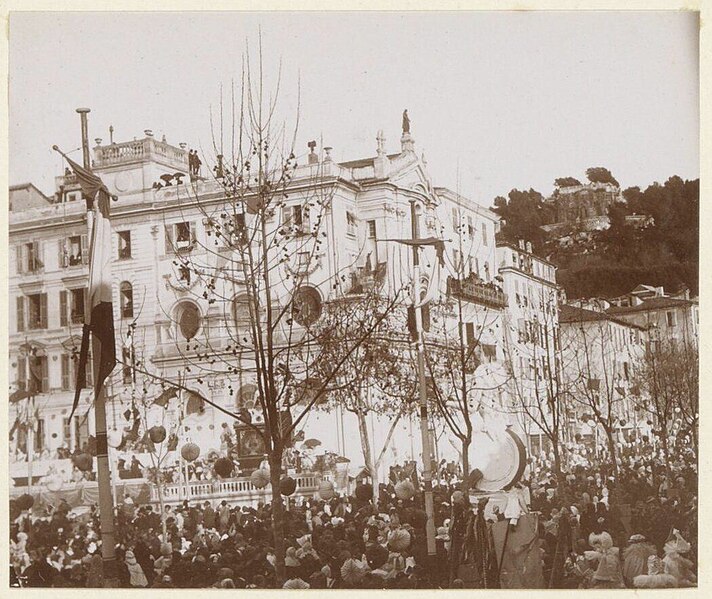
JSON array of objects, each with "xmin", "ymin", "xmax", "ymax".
[
  {"xmin": 185, "ymin": 390, "xmax": 206, "ymax": 415},
  {"xmin": 383, "ymin": 236, "xmax": 447, "ymax": 267},
  {"xmin": 9, "ymin": 390, "xmax": 31, "ymax": 403},
  {"xmin": 59, "ymin": 152, "xmax": 117, "ymax": 420},
  {"xmin": 154, "ymin": 387, "xmax": 179, "ymax": 408}
]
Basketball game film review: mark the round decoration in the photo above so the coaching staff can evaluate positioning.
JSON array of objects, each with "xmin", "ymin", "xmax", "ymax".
[
  {"xmin": 291, "ymin": 286, "xmax": 322, "ymax": 327},
  {"xmin": 178, "ymin": 302, "xmax": 201, "ymax": 340},
  {"xmin": 73, "ymin": 453, "xmax": 94, "ymax": 472},
  {"xmin": 149, "ymin": 426, "xmax": 167, "ymax": 444},
  {"xmin": 279, "ymin": 476, "xmax": 297, "ymax": 497},
  {"xmin": 114, "ymin": 170, "xmax": 133, "ymax": 193},
  {"xmin": 181, "ymin": 442, "xmax": 200, "ymax": 462},
  {"xmin": 16, "ymin": 494, "xmax": 34, "ymax": 511},
  {"xmin": 280, "ymin": 476, "xmax": 297, "ymax": 496},
  {"xmin": 46, "ymin": 475, "xmax": 63, "ymax": 492},
  {"xmin": 107, "ymin": 428, "xmax": 123, "ymax": 449},
  {"xmin": 395, "ymin": 480, "xmax": 415, "ymax": 500},
  {"xmin": 388, "ymin": 528, "xmax": 411, "ymax": 552},
  {"xmin": 250, "ymin": 468, "xmax": 270, "ymax": 489},
  {"xmin": 318, "ymin": 479, "xmax": 335, "ymax": 500},
  {"xmin": 214, "ymin": 457, "xmax": 234, "ymax": 478},
  {"xmin": 468, "ymin": 428, "xmax": 527, "ymax": 493}
]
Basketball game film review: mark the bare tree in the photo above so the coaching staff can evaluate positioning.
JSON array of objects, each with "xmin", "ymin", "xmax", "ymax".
[
  {"xmin": 631, "ymin": 335, "xmax": 699, "ymax": 472},
  {"xmin": 312, "ymin": 288, "xmax": 414, "ymax": 506},
  {"xmin": 500, "ymin": 297, "xmax": 568, "ymax": 481},
  {"xmin": 559, "ymin": 314, "xmax": 632, "ymax": 475},
  {"xmin": 151, "ymin": 37, "xmax": 404, "ymax": 582}
]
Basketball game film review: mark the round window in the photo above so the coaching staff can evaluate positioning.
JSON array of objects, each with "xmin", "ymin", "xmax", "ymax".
[
  {"xmin": 178, "ymin": 302, "xmax": 201, "ymax": 340},
  {"xmin": 292, "ymin": 286, "xmax": 322, "ymax": 326}
]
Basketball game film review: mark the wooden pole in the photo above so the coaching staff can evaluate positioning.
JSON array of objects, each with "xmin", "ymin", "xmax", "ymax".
[
  {"xmin": 77, "ymin": 107, "xmax": 118, "ymax": 586},
  {"xmin": 409, "ymin": 200, "xmax": 437, "ymax": 558}
]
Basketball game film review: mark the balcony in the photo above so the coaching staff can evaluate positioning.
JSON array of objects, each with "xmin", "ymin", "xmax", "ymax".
[
  {"xmin": 93, "ymin": 137, "xmax": 188, "ymax": 169},
  {"xmin": 447, "ymin": 274, "xmax": 507, "ymax": 309}
]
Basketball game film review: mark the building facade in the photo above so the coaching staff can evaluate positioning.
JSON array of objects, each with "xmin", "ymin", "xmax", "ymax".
[{"xmin": 9, "ymin": 126, "xmax": 506, "ymax": 485}]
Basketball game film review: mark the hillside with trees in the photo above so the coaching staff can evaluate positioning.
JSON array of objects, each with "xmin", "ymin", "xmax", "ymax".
[{"xmin": 492, "ymin": 174, "xmax": 699, "ymax": 299}]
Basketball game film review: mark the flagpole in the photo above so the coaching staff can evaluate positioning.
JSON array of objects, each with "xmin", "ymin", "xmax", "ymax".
[
  {"xmin": 77, "ymin": 107, "xmax": 118, "ymax": 586},
  {"xmin": 409, "ymin": 200, "xmax": 437, "ymax": 560}
]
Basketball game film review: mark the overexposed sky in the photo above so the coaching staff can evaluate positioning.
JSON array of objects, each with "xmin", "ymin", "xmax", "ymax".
[{"xmin": 9, "ymin": 11, "xmax": 699, "ymax": 206}]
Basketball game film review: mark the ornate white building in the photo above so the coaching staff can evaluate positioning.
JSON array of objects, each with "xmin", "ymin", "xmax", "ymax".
[{"xmin": 9, "ymin": 124, "xmax": 506, "ymax": 487}]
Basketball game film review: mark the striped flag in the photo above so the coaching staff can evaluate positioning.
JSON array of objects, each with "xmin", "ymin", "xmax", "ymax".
[{"xmin": 62, "ymin": 154, "xmax": 116, "ymax": 420}]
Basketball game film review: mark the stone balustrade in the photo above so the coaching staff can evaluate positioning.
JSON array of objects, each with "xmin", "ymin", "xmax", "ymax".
[{"xmin": 94, "ymin": 138, "xmax": 188, "ymax": 167}]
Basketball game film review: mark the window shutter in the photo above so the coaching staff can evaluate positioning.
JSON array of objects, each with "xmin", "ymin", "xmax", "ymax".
[
  {"xmin": 59, "ymin": 290, "xmax": 68, "ymax": 326},
  {"xmin": 41, "ymin": 358, "xmax": 49, "ymax": 393},
  {"xmin": 61, "ymin": 355, "xmax": 70, "ymax": 390},
  {"xmin": 83, "ymin": 288, "xmax": 89, "ymax": 319},
  {"xmin": 190, "ymin": 221, "xmax": 197, "ymax": 243},
  {"xmin": 35, "ymin": 241, "xmax": 44, "ymax": 269},
  {"xmin": 40, "ymin": 293, "xmax": 48, "ymax": 329},
  {"xmin": 165, "ymin": 225, "xmax": 173, "ymax": 253},
  {"xmin": 86, "ymin": 350, "xmax": 93, "ymax": 387},
  {"xmin": 466, "ymin": 322, "xmax": 476, "ymax": 347},
  {"xmin": 16, "ymin": 245, "xmax": 24, "ymax": 274},
  {"xmin": 16, "ymin": 297, "xmax": 25, "ymax": 332},
  {"xmin": 17, "ymin": 358, "xmax": 26, "ymax": 390},
  {"xmin": 80, "ymin": 234, "xmax": 89, "ymax": 264}
]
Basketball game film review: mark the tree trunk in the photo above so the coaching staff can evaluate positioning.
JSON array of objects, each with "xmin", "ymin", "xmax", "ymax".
[
  {"xmin": 269, "ymin": 455, "xmax": 287, "ymax": 585},
  {"xmin": 659, "ymin": 427, "xmax": 673, "ymax": 480},
  {"xmin": 460, "ymin": 433, "xmax": 471, "ymax": 493},
  {"xmin": 603, "ymin": 426, "xmax": 619, "ymax": 476},
  {"xmin": 357, "ymin": 410, "xmax": 378, "ymax": 507}
]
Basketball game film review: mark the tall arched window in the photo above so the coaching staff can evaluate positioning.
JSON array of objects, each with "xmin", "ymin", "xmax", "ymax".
[
  {"xmin": 176, "ymin": 301, "xmax": 201, "ymax": 340},
  {"xmin": 120, "ymin": 282, "xmax": 134, "ymax": 319},
  {"xmin": 233, "ymin": 294, "xmax": 253, "ymax": 339}
]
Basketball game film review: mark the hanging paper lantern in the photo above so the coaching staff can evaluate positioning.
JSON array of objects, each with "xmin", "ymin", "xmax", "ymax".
[
  {"xmin": 395, "ymin": 480, "xmax": 415, "ymax": 500},
  {"xmin": 73, "ymin": 453, "xmax": 93, "ymax": 472},
  {"xmin": 214, "ymin": 457, "xmax": 234, "ymax": 478},
  {"xmin": 16, "ymin": 493, "xmax": 34, "ymax": 511},
  {"xmin": 388, "ymin": 528, "xmax": 411, "ymax": 551},
  {"xmin": 280, "ymin": 476, "xmax": 297, "ymax": 496},
  {"xmin": 318, "ymin": 479, "xmax": 335, "ymax": 500},
  {"xmin": 149, "ymin": 425, "xmax": 167, "ymax": 444},
  {"xmin": 355, "ymin": 483, "xmax": 373, "ymax": 502},
  {"xmin": 250, "ymin": 468, "xmax": 270, "ymax": 489},
  {"xmin": 181, "ymin": 442, "xmax": 200, "ymax": 462},
  {"xmin": 107, "ymin": 428, "xmax": 123, "ymax": 449}
]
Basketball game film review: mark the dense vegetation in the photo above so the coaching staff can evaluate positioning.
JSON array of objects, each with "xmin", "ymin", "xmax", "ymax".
[{"xmin": 492, "ymin": 174, "xmax": 699, "ymax": 299}]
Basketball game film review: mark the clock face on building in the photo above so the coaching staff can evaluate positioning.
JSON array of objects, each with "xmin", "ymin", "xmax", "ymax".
[
  {"xmin": 240, "ymin": 429, "xmax": 265, "ymax": 456},
  {"xmin": 291, "ymin": 286, "xmax": 322, "ymax": 326}
]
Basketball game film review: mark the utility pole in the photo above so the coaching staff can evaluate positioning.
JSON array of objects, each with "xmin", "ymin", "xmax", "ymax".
[
  {"xmin": 409, "ymin": 200, "xmax": 437, "ymax": 559},
  {"xmin": 77, "ymin": 107, "xmax": 118, "ymax": 586}
]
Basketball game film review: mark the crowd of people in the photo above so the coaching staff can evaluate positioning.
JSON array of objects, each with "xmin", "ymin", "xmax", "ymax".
[{"xmin": 9, "ymin": 437, "xmax": 697, "ymax": 589}]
